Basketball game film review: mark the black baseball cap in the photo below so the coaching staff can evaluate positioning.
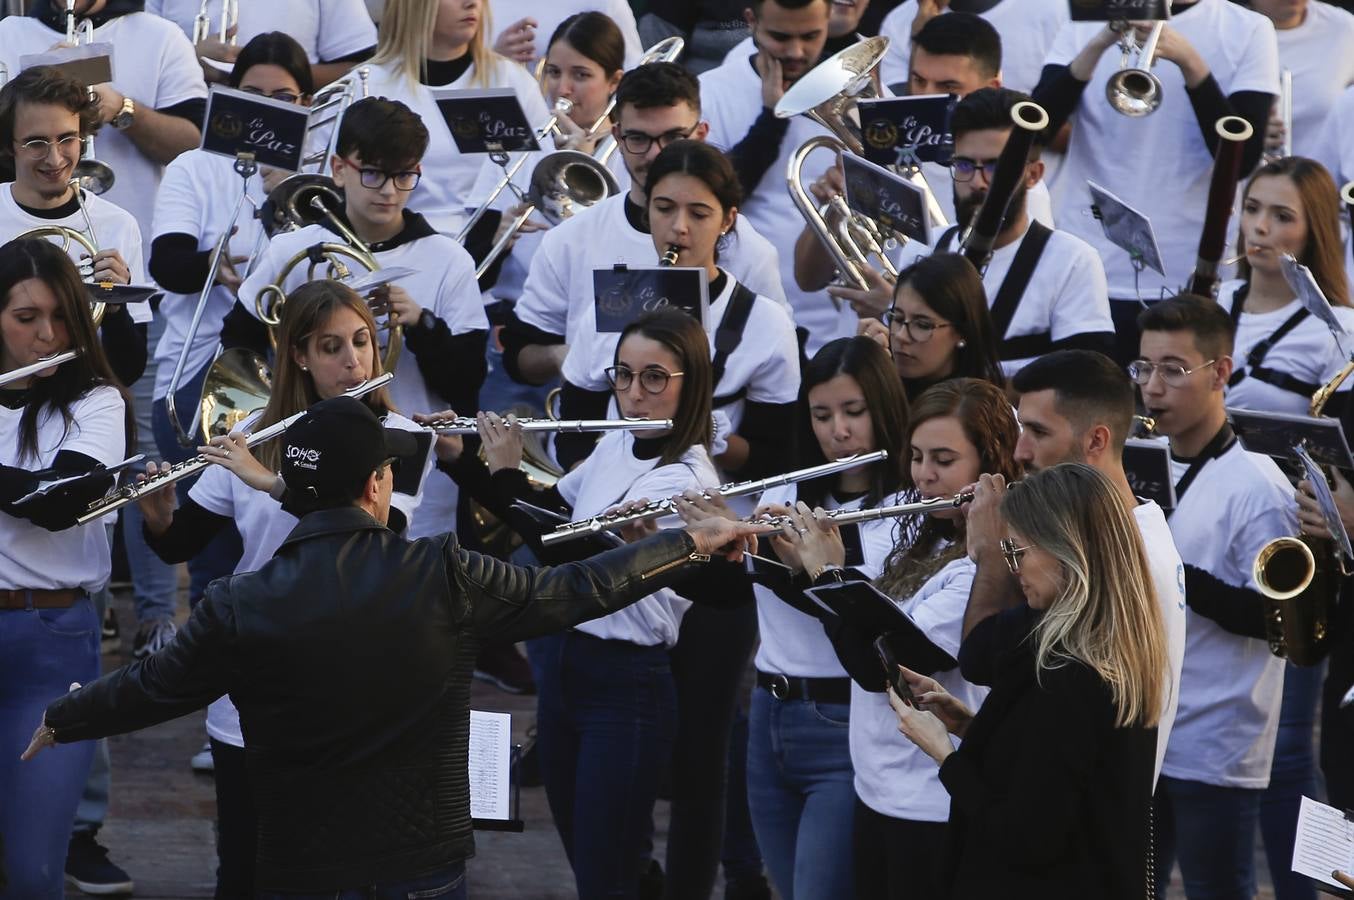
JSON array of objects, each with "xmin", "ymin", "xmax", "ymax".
[{"xmin": 279, "ymin": 396, "xmax": 419, "ymax": 513}]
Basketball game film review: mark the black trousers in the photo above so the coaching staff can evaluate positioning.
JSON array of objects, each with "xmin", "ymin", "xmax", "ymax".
[
  {"xmin": 210, "ymin": 738, "xmax": 257, "ymax": 900},
  {"xmin": 853, "ymin": 799, "xmax": 948, "ymax": 900}
]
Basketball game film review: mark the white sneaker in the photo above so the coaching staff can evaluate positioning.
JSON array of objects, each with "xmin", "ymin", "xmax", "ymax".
[{"xmin": 190, "ymin": 741, "xmax": 215, "ymax": 774}]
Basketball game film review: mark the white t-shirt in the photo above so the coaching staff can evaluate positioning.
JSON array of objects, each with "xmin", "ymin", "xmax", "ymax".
[
  {"xmin": 362, "ymin": 55, "xmax": 552, "ymax": 236},
  {"xmin": 752, "ymin": 485, "xmax": 908, "ymax": 678},
  {"xmin": 878, "ymin": 0, "xmax": 1070, "ymax": 94},
  {"xmin": 1044, "ymin": 0, "xmax": 1279, "ymax": 298},
  {"xmin": 237, "ymin": 219, "xmax": 488, "ymax": 537},
  {"xmin": 0, "ymin": 13, "xmax": 208, "ymax": 246},
  {"xmin": 514, "ymin": 191, "xmax": 786, "ymax": 346},
  {"xmin": 1133, "ymin": 498, "xmax": 1187, "ymax": 785},
  {"xmin": 151, "ymin": 148, "xmax": 269, "ymax": 396},
  {"xmin": 850, "ymin": 553, "xmax": 990, "ymax": 821},
  {"xmin": 1161, "ymin": 439, "xmax": 1293, "ymax": 788},
  {"xmin": 1272, "ymin": 1, "xmax": 1354, "ymax": 160},
  {"xmin": 147, "ymin": 0, "xmax": 378, "ymax": 63},
  {"xmin": 191, "ymin": 407, "xmax": 425, "ymax": 745},
  {"xmin": 0, "ymin": 385, "xmax": 126, "ymax": 593},
  {"xmin": 488, "ymin": 0, "xmax": 643, "ymax": 68},
  {"xmin": 898, "ymin": 220, "xmax": 1111, "ymax": 375},
  {"xmin": 1217, "ymin": 280, "xmax": 1354, "ymax": 416},
  {"xmin": 558, "ymin": 429, "xmax": 720, "ymax": 647}
]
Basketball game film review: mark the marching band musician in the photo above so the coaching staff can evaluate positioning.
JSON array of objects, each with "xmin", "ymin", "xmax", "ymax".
[
  {"xmin": 489, "ymin": 0, "xmax": 643, "ymax": 68},
  {"xmin": 1132, "ymin": 296, "xmax": 1296, "ymax": 899},
  {"xmin": 1251, "ymin": 0, "xmax": 1354, "ymax": 162},
  {"xmin": 499, "ymin": 63, "xmax": 784, "ymax": 464},
  {"xmin": 235, "ymin": 96, "xmax": 488, "ymax": 538},
  {"xmin": 782, "ymin": 377, "xmax": 1020, "ymax": 899},
  {"xmin": 0, "ymin": 238, "xmax": 132, "ymax": 900},
  {"xmin": 676, "ymin": 335, "xmax": 911, "ymax": 900},
  {"xmin": 433, "ymin": 308, "xmax": 723, "ymax": 900},
  {"xmin": 134, "ymin": 279, "xmax": 432, "ymax": 898}
]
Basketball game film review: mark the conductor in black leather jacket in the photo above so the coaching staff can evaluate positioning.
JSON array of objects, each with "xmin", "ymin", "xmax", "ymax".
[{"xmin": 21, "ymin": 396, "xmax": 765, "ymax": 897}]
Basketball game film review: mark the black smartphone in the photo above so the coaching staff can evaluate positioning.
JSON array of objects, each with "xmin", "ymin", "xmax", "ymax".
[{"xmin": 873, "ymin": 635, "xmax": 914, "ymax": 704}]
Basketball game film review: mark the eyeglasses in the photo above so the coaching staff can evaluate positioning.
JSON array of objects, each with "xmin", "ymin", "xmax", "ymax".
[
  {"xmin": 605, "ymin": 365, "xmax": 684, "ymax": 394},
  {"xmin": 950, "ymin": 156, "xmax": 1000, "ymax": 183},
  {"xmin": 335, "ymin": 157, "xmax": 421, "ymax": 191},
  {"xmin": 1126, "ymin": 358, "xmax": 1218, "ymax": 388},
  {"xmin": 618, "ymin": 124, "xmax": 698, "ymax": 155},
  {"xmin": 881, "ymin": 307, "xmax": 952, "ymax": 343},
  {"xmin": 999, "ymin": 538, "xmax": 1029, "ymax": 575},
  {"xmin": 239, "ymin": 86, "xmax": 303, "ymax": 104},
  {"xmin": 16, "ymin": 135, "xmax": 81, "ymax": 159}
]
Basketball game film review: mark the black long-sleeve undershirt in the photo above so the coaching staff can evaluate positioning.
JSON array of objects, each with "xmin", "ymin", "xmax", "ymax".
[
  {"xmin": 728, "ymin": 107, "xmax": 790, "ymax": 198},
  {"xmin": 0, "ymin": 449, "xmax": 111, "ymax": 531},
  {"xmin": 99, "ymin": 304, "xmax": 147, "ymax": 387},
  {"xmin": 219, "ymin": 298, "xmax": 272, "ymax": 357},
  {"xmin": 143, "ymin": 496, "xmax": 231, "ymax": 563},
  {"xmin": 498, "ymin": 310, "xmax": 564, "ymax": 387},
  {"xmin": 1183, "ymin": 563, "xmax": 1270, "ymax": 640},
  {"xmin": 148, "ymin": 232, "xmax": 213, "ymax": 295},
  {"xmin": 730, "ymin": 399, "xmax": 796, "ymax": 480},
  {"xmin": 404, "ymin": 318, "xmax": 487, "ymax": 415}
]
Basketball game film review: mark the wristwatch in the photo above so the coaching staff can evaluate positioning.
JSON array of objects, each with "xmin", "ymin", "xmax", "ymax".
[{"xmin": 112, "ymin": 97, "xmax": 135, "ymax": 131}]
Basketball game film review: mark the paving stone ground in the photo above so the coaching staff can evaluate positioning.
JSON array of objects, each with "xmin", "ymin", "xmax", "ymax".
[{"xmin": 88, "ymin": 590, "xmax": 1276, "ymax": 900}]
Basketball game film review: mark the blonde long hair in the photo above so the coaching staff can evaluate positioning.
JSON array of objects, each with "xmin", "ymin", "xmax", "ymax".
[
  {"xmin": 1001, "ymin": 463, "xmax": 1166, "ymax": 728},
  {"xmin": 373, "ymin": 0, "xmax": 497, "ymax": 88}
]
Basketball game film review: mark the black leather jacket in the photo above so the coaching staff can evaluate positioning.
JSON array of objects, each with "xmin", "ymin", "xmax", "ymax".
[{"xmin": 45, "ymin": 507, "xmax": 706, "ymax": 892}]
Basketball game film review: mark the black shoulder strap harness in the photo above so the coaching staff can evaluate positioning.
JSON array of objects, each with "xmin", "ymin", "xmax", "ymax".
[
  {"xmin": 712, "ymin": 282, "xmax": 758, "ymax": 409},
  {"xmin": 934, "ymin": 222, "xmax": 1054, "ymax": 360},
  {"xmin": 1226, "ymin": 283, "xmax": 1318, "ymax": 398},
  {"xmin": 1165, "ymin": 423, "xmax": 1236, "ymax": 521}
]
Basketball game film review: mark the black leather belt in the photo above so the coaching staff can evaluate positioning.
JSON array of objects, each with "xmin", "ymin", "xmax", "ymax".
[{"xmin": 756, "ymin": 671, "xmax": 852, "ymax": 704}]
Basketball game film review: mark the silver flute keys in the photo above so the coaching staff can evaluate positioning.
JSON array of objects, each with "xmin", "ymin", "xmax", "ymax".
[
  {"xmin": 751, "ymin": 491, "xmax": 974, "ymax": 528},
  {"xmin": 421, "ymin": 417, "xmax": 673, "ymax": 435},
  {"xmin": 539, "ymin": 451, "xmax": 889, "ymax": 546}
]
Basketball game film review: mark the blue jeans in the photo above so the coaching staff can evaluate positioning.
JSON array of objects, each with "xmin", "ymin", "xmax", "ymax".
[
  {"xmin": 1261, "ymin": 660, "xmax": 1324, "ymax": 900},
  {"xmin": 74, "ymin": 581, "xmax": 111, "ymax": 833},
  {"xmin": 746, "ymin": 687, "xmax": 856, "ymax": 900},
  {"xmin": 254, "ymin": 860, "xmax": 466, "ymax": 899},
  {"xmin": 533, "ymin": 630, "xmax": 677, "ymax": 900},
  {"xmin": 1154, "ymin": 775, "xmax": 1264, "ymax": 900},
  {"xmin": 0, "ymin": 597, "xmax": 100, "ymax": 898},
  {"xmin": 151, "ymin": 363, "xmax": 244, "ymax": 608}
]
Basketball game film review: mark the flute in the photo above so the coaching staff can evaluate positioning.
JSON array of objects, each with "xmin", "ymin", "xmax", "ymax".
[
  {"xmin": 76, "ymin": 374, "xmax": 393, "ymax": 525},
  {"xmin": 539, "ymin": 450, "xmax": 889, "ymax": 546},
  {"xmin": 0, "ymin": 350, "xmax": 80, "ymax": 389},
  {"xmin": 752, "ymin": 491, "xmax": 973, "ymax": 528},
  {"xmin": 421, "ymin": 416, "xmax": 672, "ymax": 435}
]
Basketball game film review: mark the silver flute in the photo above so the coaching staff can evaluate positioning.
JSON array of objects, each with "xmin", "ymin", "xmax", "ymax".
[
  {"xmin": 0, "ymin": 350, "xmax": 80, "ymax": 389},
  {"xmin": 539, "ymin": 450, "xmax": 890, "ymax": 546},
  {"xmin": 421, "ymin": 416, "xmax": 673, "ymax": 435},
  {"xmin": 76, "ymin": 374, "xmax": 393, "ymax": 525},
  {"xmin": 751, "ymin": 491, "xmax": 973, "ymax": 528}
]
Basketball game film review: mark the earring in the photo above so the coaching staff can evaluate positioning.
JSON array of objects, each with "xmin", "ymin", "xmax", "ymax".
[
  {"xmin": 957, "ymin": 340, "xmax": 966, "ymax": 348},
  {"xmin": 301, "ymin": 365, "xmax": 309, "ymax": 372}
]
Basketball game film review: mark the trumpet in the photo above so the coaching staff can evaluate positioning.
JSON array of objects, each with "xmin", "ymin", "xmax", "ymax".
[
  {"xmin": 751, "ymin": 491, "xmax": 972, "ymax": 529},
  {"xmin": 660, "ymin": 244, "xmax": 680, "ymax": 266},
  {"xmin": 539, "ymin": 451, "xmax": 889, "ymax": 547},
  {"xmin": 420, "ymin": 416, "xmax": 673, "ymax": 435},
  {"xmin": 0, "ymin": 350, "xmax": 81, "ymax": 389},
  {"xmin": 192, "ymin": 0, "xmax": 238, "ymax": 45},
  {"xmin": 1107, "ymin": 20, "xmax": 1165, "ymax": 117},
  {"xmin": 65, "ymin": 0, "xmax": 115, "ymax": 194},
  {"xmin": 77, "ymin": 373, "xmax": 393, "ymax": 526}
]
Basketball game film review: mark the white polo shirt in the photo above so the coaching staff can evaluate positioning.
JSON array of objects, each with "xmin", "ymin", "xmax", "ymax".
[
  {"xmin": 0, "ymin": 12, "xmax": 208, "ymax": 246},
  {"xmin": 488, "ymin": 0, "xmax": 643, "ymax": 68},
  {"xmin": 559, "ymin": 429, "xmax": 721, "ymax": 647},
  {"xmin": 0, "ymin": 183, "xmax": 148, "ymax": 290},
  {"xmin": 1161, "ymin": 439, "xmax": 1294, "ymax": 788},
  {"xmin": 0, "ymin": 385, "xmax": 126, "ymax": 594},
  {"xmin": 147, "ymin": 0, "xmax": 378, "ymax": 64},
  {"xmin": 1044, "ymin": 0, "xmax": 1279, "ymax": 298}
]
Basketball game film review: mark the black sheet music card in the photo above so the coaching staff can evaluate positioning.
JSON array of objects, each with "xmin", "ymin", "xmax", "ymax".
[
  {"xmin": 1123, "ymin": 438, "xmax": 1177, "ymax": 510},
  {"xmin": 1068, "ymin": 0, "xmax": 1171, "ymax": 20},
  {"xmin": 1087, "ymin": 179, "xmax": 1166, "ymax": 276},
  {"xmin": 1227, "ymin": 406, "xmax": 1354, "ymax": 471},
  {"xmin": 433, "ymin": 88, "xmax": 541, "ymax": 155},
  {"xmin": 201, "ymin": 86, "xmax": 309, "ymax": 172},
  {"xmin": 856, "ymin": 94, "xmax": 954, "ymax": 168},
  {"xmin": 593, "ymin": 265, "xmax": 710, "ymax": 333},
  {"xmin": 803, "ymin": 579, "xmax": 919, "ymax": 638},
  {"xmin": 20, "ymin": 45, "xmax": 114, "ymax": 86},
  {"xmin": 85, "ymin": 283, "xmax": 159, "ymax": 306},
  {"xmin": 1294, "ymin": 445, "xmax": 1354, "ymax": 562},
  {"xmin": 842, "ymin": 153, "xmax": 931, "ymax": 245}
]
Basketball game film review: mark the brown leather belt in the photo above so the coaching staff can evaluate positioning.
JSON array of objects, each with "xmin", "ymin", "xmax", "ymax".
[{"xmin": 0, "ymin": 588, "xmax": 81, "ymax": 610}]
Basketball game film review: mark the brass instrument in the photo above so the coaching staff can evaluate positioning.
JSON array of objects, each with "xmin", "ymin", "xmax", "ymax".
[
  {"xmin": 197, "ymin": 347, "xmax": 273, "ymax": 440},
  {"xmin": 540, "ymin": 451, "xmax": 889, "ymax": 546},
  {"xmin": 76, "ymin": 373, "xmax": 392, "ymax": 525},
  {"xmin": 300, "ymin": 67, "xmax": 370, "ymax": 171},
  {"xmin": 422, "ymin": 416, "xmax": 672, "ymax": 435},
  {"xmin": 1107, "ymin": 20, "xmax": 1165, "ymax": 117},
  {"xmin": 0, "ymin": 350, "xmax": 81, "ymax": 389},
  {"xmin": 1131, "ymin": 414, "xmax": 1157, "ymax": 437},
  {"xmin": 192, "ymin": 0, "xmax": 238, "ymax": 45},
  {"xmin": 64, "ymin": 0, "xmax": 114, "ymax": 194},
  {"xmin": 14, "ymin": 223, "xmax": 106, "ymax": 326},
  {"xmin": 659, "ymin": 243, "xmax": 680, "ymax": 266}
]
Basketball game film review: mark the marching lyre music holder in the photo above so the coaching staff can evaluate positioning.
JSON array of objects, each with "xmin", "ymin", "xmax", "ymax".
[
  {"xmin": 201, "ymin": 86, "xmax": 309, "ymax": 173},
  {"xmin": 1227, "ymin": 407, "xmax": 1354, "ymax": 472},
  {"xmin": 592, "ymin": 264, "xmax": 710, "ymax": 332}
]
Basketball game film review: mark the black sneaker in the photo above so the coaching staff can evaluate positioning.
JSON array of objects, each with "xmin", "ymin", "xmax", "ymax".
[
  {"xmin": 66, "ymin": 829, "xmax": 134, "ymax": 896},
  {"xmin": 100, "ymin": 606, "xmax": 119, "ymax": 653},
  {"xmin": 132, "ymin": 618, "xmax": 177, "ymax": 659},
  {"xmin": 472, "ymin": 643, "xmax": 536, "ymax": 695}
]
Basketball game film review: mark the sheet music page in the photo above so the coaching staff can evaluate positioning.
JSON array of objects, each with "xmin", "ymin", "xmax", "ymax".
[
  {"xmin": 468, "ymin": 710, "xmax": 511, "ymax": 821},
  {"xmin": 1291, "ymin": 795, "xmax": 1354, "ymax": 888}
]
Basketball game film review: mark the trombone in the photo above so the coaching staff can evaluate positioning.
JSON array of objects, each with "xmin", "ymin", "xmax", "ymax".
[
  {"xmin": 1106, "ymin": 20, "xmax": 1166, "ymax": 117},
  {"xmin": 65, "ymin": 0, "xmax": 114, "ymax": 194},
  {"xmin": 300, "ymin": 67, "xmax": 370, "ymax": 172},
  {"xmin": 192, "ymin": 0, "xmax": 238, "ymax": 45}
]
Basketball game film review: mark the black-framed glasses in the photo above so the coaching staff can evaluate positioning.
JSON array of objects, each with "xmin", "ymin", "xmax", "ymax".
[
  {"xmin": 239, "ymin": 86, "xmax": 304, "ymax": 104},
  {"xmin": 999, "ymin": 538, "xmax": 1029, "ymax": 575},
  {"xmin": 618, "ymin": 124, "xmax": 698, "ymax": 155},
  {"xmin": 605, "ymin": 365, "xmax": 684, "ymax": 394},
  {"xmin": 16, "ymin": 135, "xmax": 81, "ymax": 159},
  {"xmin": 1126, "ymin": 358, "xmax": 1218, "ymax": 388},
  {"xmin": 881, "ymin": 307, "xmax": 952, "ymax": 343},
  {"xmin": 336, "ymin": 157, "xmax": 421, "ymax": 191},
  {"xmin": 950, "ymin": 156, "xmax": 1000, "ymax": 183}
]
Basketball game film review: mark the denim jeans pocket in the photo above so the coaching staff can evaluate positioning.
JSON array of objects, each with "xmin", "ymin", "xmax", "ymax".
[
  {"xmin": 810, "ymin": 700, "xmax": 851, "ymax": 727},
  {"xmin": 405, "ymin": 869, "xmax": 465, "ymax": 898},
  {"xmin": 34, "ymin": 600, "xmax": 96, "ymax": 639}
]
